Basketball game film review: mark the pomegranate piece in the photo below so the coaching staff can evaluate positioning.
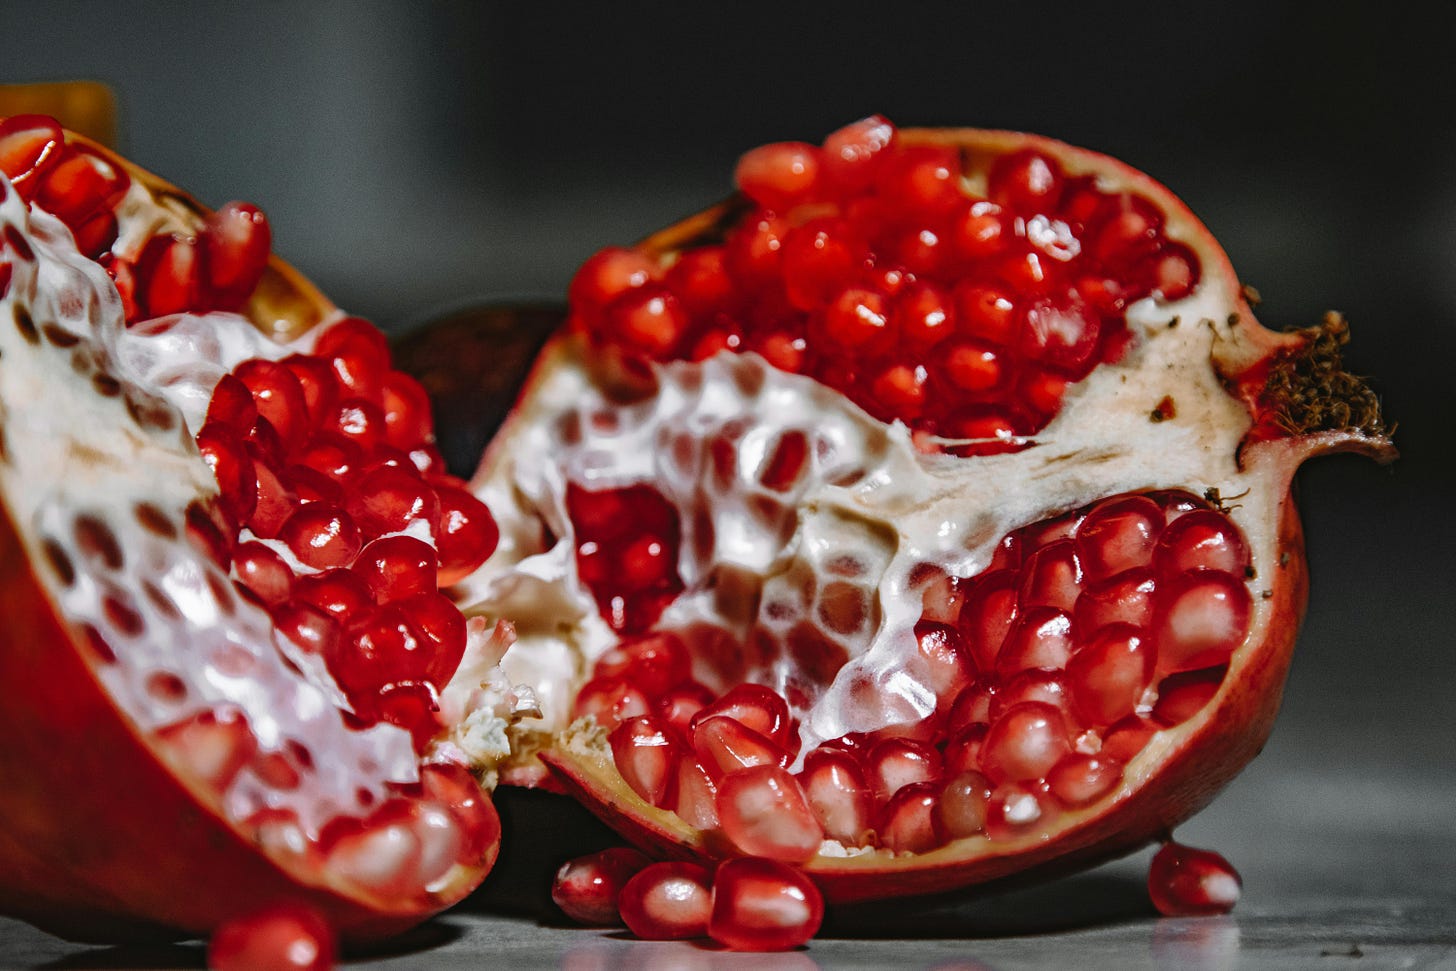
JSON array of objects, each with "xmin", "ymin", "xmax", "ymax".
[
  {"xmin": 1147, "ymin": 841, "xmax": 1242, "ymax": 917},
  {"xmin": 0, "ymin": 117, "xmax": 507, "ymax": 945},
  {"xmin": 551, "ymin": 846, "xmax": 652, "ymax": 926},
  {"xmin": 618, "ymin": 861, "xmax": 714, "ymax": 940},
  {"xmin": 207, "ymin": 903, "xmax": 335, "ymax": 971},
  {"xmin": 708, "ymin": 857, "xmax": 824, "ymax": 952},
  {"xmin": 518, "ymin": 117, "xmax": 1391, "ymax": 921}
]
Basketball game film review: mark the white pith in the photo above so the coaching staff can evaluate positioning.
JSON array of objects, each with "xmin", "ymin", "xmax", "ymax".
[
  {"xmin": 0, "ymin": 181, "xmax": 526, "ymax": 868},
  {"xmin": 455, "ymin": 214, "xmax": 1289, "ymax": 771}
]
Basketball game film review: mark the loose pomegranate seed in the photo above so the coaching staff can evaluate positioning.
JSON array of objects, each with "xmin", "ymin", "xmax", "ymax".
[
  {"xmin": 1147, "ymin": 841, "xmax": 1241, "ymax": 916},
  {"xmin": 551, "ymin": 846, "xmax": 652, "ymax": 926},
  {"xmin": 207, "ymin": 903, "xmax": 335, "ymax": 971},
  {"xmin": 619, "ymin": 861, "xmax": 713, "ymax": 941},
  {"xmin": 716, "ymin": 764, "xmax": 823, "ymax": 862},
  {"xmin": 610, "ymin": 714, "xmax": 685, "ymax": 808},
  {"xmin": 708, "ymin": 857, "xmax": 824, "ymax": 952}
]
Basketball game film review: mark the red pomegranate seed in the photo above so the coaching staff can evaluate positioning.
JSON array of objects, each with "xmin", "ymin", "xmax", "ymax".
[
  {"xmin": 692, "ymin": 715, "xmax": 789, "ymax": 780},
  {"xmin": 820, "ymin": 286, "xmax": 890, "ymax": 352},
  {"xmin": 279, "ymin": 502, "xmax": 360, "ymax": 571},
  {"xmin": 716, "ymin": 764, "xmax": 823, "ymax": 862},
  {"xmin": 420, "ymin": 761, "xmax": 500, "ymax": 862},
  {"xmin": 1075, "ymin": 494, "xmax": 1163, "ymax": 579},
  {"xmin": 341, "ymin": 465, "xmax": 438, "ymax": 540},
  {"xmin": 1066, "ymin": 623, "xmax": 1153, "ymax": 727},
  {"xmin": 1147, "ymin": 841, "xmax": 1241, "ymax": 916},
  {"xmin": 691, "ymin": 683, "xmax": 794, "ymax": 751},
  {"xmin": 233, "ymin": 541, "xmax": 293, "ymax": 605},
  {"xmin": 154, "ymin": 706, "xmax": 257, "ymax": 792},
  {"xmin": 330, "ymin": 397, "xmax": 386, "ymax": 451},
  {"xmin": 280, "ymin": 354, "xmax": 342, "ymax": 426},
  {"xmin": 944, "ymin": 341, "xmax": 1004, "ymax": 394},
  {"xmin": 912, "ymin": 620, "xmax": 976, "ymax": 707},
  {"xmin": 950, "ymin": 202, "xmax": 1010, "ymax": 262},
  {"xmin": 1047, "ymin": 753, "xmax": 1124, "ymax": 806},
  {"xmin": 353, "ymin": 535, "xmax": 437, "ymax": 603},
  {"xmin": 708, "ymin": 856, "xmax": 824, "ymax": 952},
  {"xmin": 433, "ymin": 479, "xmax": 499, "ymax": 586},
  {"xmin": 1101, "ymin": 714, "xmax": 1159, "ymax": 762},
  {"xmin": 996, "ymin": 605, "xmax": 1076, "ymax": 675},
  {"xmin": 734, "ymin": 141, "xmax": 821, "ymax": 212},
  {"xmin": 331, "ymin": 605, "xmax": 431, "ymax": 698},
  {"xmin": 1075, "ymin": 568, "xmax": 1156, "ymax": 632},
  {"xmin": 619, "ymin": 861, "xmax": 713, "ymax": 941},
  {"xmin": 0, "ymin": 115, "xmax": 67, "ymax": 201},
  {"xmin": 879, "ymin": 144, "xmax": 962, "ymax": 214},
  {"xmin": 610, "ymin": 714, "xmax": 684, "ymax": 808},
  {"xmin": 574, "ymin": 675, "xmax": 651, "ymax": 729},
  {"xmin": 373, "ymin": 680, "xmax": 442, "ymax": 749},
  {"xmin": 935, "ymin": 769, "xmax": 993, "ymax": 841},
  {"xmin": 987, "ymin": 150, "xmax": 1064, "ymax": 212},
  {"xmin": 379, "ymin": 371, "xmax": 434, "ymax": 451},
  {"xmin": 271, "ymin": 600, "xmax": 340, "ymax": 661},
  {"xmin": 196, "ymin": 423, "xmax": 258, "ymax": 526},
  {"xmin": 673, "ymin": 758, "xmax": 721, "ymax": 829},
  {"xmin": 985, "ymin": 782, "xmax": 1051, "ymax": 840},
  {"xmin": 820, "ymin": 115, "xmax": 896, "ymax": 194},
  {"xmin": 796, "ymin": 747, "xmax": 872, "ymax": 846},
  {"xmin": 206, "ymin": 373, "xmax": 260, "ymax": 435},
  {"xmin": 942, "ymin": 722, "xmax": 989, "ymax": 777},
  {"xmin": 291, "ymin": 568, "xmax": 372, "ymax": 619},
  {"xmin": 551, "ymin": 846, "xmax": 653, "ymax": 926},
  {"xmin": 207, "ymin": 902, "xmax": 335, "ymax": 971},
  {"xmin": 403, "ymin": 592, "xmax": 468, "ymax": 688},
  {"xmin": 864, "ymin": 737, "xmax": 943, "ymax": 806},
  {"xmin": 235, "ymin": 359, "xmax": 310, "ymax": 453},
  {"xmin": 981, "ymin": 701, "xmax": 1071, "ymax": 783},
  {"xmin": 1155, "ymin": 509, "xmax": 1251, "ymax": 576},
  {"xmin": 656, "ymin": 681, "xmax": 715, "ymax": 738},
  {"xmin": 877, "ymin": 780, "xmax": 940, "ymax": 854},
  {"xmin": 137, "ymin": 233, "xmax": 202, "ymax": 318},
  {"xmin": 604, "ymin": 285, "xmax": 688, "ymax": 357},
  {"xmin": 779, "ymin": 217, "xmax": 865, "ymax": 311},
  {"xmin": 1152, "ymin": 571, "xmax": 1251, "ymax": 676},
  {"xmin": 202, "ymin": 201, "xmax": 271, "ymax": 309},
  {"xmin": 1087, "ymin": 193, "xmax": 1164, "ymax": 264},
  {"xmin": 246, "ymin": 446, "xmax": 297, "ymax": 539},
  {"xmin": 724, "ymin": 209, "xmax": 790, "ymax": 288},
  {"xmin": 569, "ymin": 246, "xmax": 660, "ymax": 318},
  {"xmin": 594, "ymin": 632, "xmax": 692, "ymax": 699},
  {"xmin": 35, "ymin": 144, "xmax": 129, "ymax": 227},
  {"xmin": 313, "ymin": 316, "xmax": 390, "ymax": 396},
  {"xmin": 664, "ymin": 245, "xmax": 735, "ymax": 316},
  {"xmin": 958, "ymin": 570, "xmax": 1019, "ymax": 670}
]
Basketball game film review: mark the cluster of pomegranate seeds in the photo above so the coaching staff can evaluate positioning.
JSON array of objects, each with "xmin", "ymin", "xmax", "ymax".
[
  {"xmin": 552, "ymin": 848, "xmax": 822, "ymax": 950},
  {"xmin": 567, "ymin": 115, "xmax": 1200, "ymax": 451},
  {"xmin": 567, "ymin": 483, "xmax": 684, "ymax": 634},
  {"xmin": 198, "ymin": 315, "xmax": 500, "ymax": 747},
  {"xmin": 587, "ymin": 489, "xmax": 1251, "ymax": 853},
  {"xmin": 0, "ymin": 114, "xmax": 271, "ymax": 323}
]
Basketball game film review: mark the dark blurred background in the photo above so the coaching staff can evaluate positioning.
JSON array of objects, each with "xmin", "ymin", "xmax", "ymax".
[{"xmin": 2, "ymin": 0, "xmax": 1451, "ymax": 909}]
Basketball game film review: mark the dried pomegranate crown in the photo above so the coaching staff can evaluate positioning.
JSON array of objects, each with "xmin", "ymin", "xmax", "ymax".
[{"xmin": 0, "ymin": 112, "xmax": 1391, "ymax": 952}]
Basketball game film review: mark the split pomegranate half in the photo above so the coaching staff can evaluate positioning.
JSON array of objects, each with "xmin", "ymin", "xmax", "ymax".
[
  {"xmin": 458, "ymin": 118, "xmax": 1393, "ymax": 906},
  {"xmin": 0, "ymin": 116, "xmax": 510, "ymax": 943}
]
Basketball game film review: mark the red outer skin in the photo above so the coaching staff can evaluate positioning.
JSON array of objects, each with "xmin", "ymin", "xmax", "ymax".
[
  {"xmin": 531, "ymin": 127, "xmax": 1395, "ymax": 904},
  {"xmin": 0, "ymin": 127, "xmax": 496, "ymax": 944}
]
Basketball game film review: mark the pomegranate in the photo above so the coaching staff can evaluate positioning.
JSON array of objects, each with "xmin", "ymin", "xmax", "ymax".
[
  {"xmin": 0, "ymin": 117, "xmax": 514, "ymax": 944},
  {"xmin": 456, "ymin": 117, "xmax": 1393, "ymax": 910}
]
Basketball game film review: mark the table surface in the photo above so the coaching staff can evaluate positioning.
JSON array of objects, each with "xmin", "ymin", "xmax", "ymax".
[{"xmin": 2, "ymin": 719, "xmax": 1452, "ymax": 971}]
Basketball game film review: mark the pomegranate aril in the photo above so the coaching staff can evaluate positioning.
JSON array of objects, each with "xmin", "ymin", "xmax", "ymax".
[
  {"xmin": 1155, "ymin": 509, "xmax": 1251, "ymax": 576},
  {"xmin": 1087, "ymin": 192, "xmax": 1164, "ymax": 264},
  {"xmin": 433, "ymin": 479, "xmax": 499, "ymax": 586},
  {"xmin": 1102, "ymin": 714, "xmax": 1159, "ymax": 762},
  {"xmin": 610, "ymin": 714, "xmax": 684, "ymax": 808},
  {"xmin": 0, "ymin": 114, "xmax": 65, "ymax": 197},
  {"xmin": 330, "ymin": 397, "xmax": 386, "ymax": 451},
  {"xmin": 942, "ymin": 722, "xmax": 989, "ymax": 777},
  {"xmin": 958, "ymin": 570, "xmax": 1019, "ymax": 670},
  {"xmin": 990, "ymin": 669, "xmax": 1072, "ymax": 721},
  {"xmin": 154, "ymin": 706, "xmax": 256, "ymax": 792},
  {"xmin": 1075, "ymin": 495, "xmax": 1163, "ymax": 579},
  {"xmin": 1075, "ymin": 568, "xmax": 1156, "ymax": 632},
  {"xmin": 353, "ymin": 534, "xmax": 437, "ymax": 604},
  {"xmin": 1066, "ymin": 623, "xmax": 1154, "ymax": 727},
  {"xmin": 673, "ymin": 758, "xmax": 721, "ymax": 830},
  {"xmin": 820, "ymin": 115, "xmax": 896, "ymax": 195},
  {"xmin": 656, "ymin": 681, "xmax": 715, "ymax": 738},
  {"xmin": 981, "ymin": 701, "xmax": 1071, "ymax": 783},
  {"xmin": 207, "ymin": 902, "xmax": 335, "ymax": 971},
  {"xmin": 380, "ymin": 371, "xmax": 435, "ymax": 450},
  {"xmin": 995, "ymin": 605, "xmax": 1075, "ymax": 674},
  {"xmin": 797, "ymin": 747, "xmax": 872, "ymax": 846},
  {"xmin": 864, "ymin": 737, "xmax": 943, "ymax": 805},
  {"xmin": 205, "ymin": 373, "xmax": 259, "ymax": 435},
  {"xmin": 245, "ymin": 446, "xmax": 296, "ymax": 539},
  {"xmin": 692, "ymin": 715, "xmax": 789, "ymax": 780},
  {"xmin": 880, "ymin": 144, "xmax": 962, "ymax": 214},
  {"xmin": 279, "ymin": 502, "xmax": 361, "ymax": 571},
  {"xmin": 819, "ymin": 285, "xmax": 890, "ymax": 353},
  {"xmin": 709, "ymin": 856, "xmax": 824, "ymax": 952},
  {"xmin": 234, "ymin": 541, "xmax": 293, "ymax": 605},
  {"xmin": 331, "ymin": 605, "xmax": 431, "ymax": 698},
  {"xmin": 202, "ymin": 201, "xmax": 271, "ymax": 309},
  {"xmin": 603, "ymin": 285, "xmax": 689, "ymax": 357},
  {"xmin": 985, "ymin": 782, "xmax": 1051, "ymax": 840},
  {"xmin": 235, "ymin": 359, "xmax": 310, "ymax": 453},
  {"xmin": 876, "ymin": 781, "xmax": 940, "ymax": 854},
  {"xmin": 272, "ymin": 600, "xmax": 341, "ymax": 662},
  {"xmin": 734, "ymin": 140, "xmax": 821, "ymax": 212},
  {"xmin": 690, "ymin": 683, "xmax": 793, "ymax": 751},
  {"xmin": 574, "ymin": 676, "xmax": 651, "ymax": 729},
  {"xmin": 594, "ymin": 632, "xmax": 692, "ymax": 699},
  {"xmin": 987, "ymin": 149, "xmax": 1064, "ymax": 213},
  {"xmin": 717, "ymin": 764, "xmax": 823, "ymax": 862},
  {"xmin": 137, "ymin": 233, "xmax": 202, "ymax": 318},
  {"xmin": 619, "ymin": 861, "xmax": 713, "ymax": 941},
  {"xmin": 1152, "ymin": 570, "xmax": 1251, "ymax": 676},
  {"xmin": 374, "ymin": 680, "xmax": 443, "ymax": 749},
  {"xmin": 291, "ymin": 567, "xmax": 372, "ymax": 619},
  {"xmin": 935, "ymin": 770, "xmax": 993, "ymax": 841},
  {"xmin": 570, "ymin": 245, "xmax": 660, "ymax": 318},
  {"xmin": 196, "ymin": 423, "xmax": 258, "ymax": 526},
  {"xmin": 313, "ymin": 316, "xmax": 390, "ymax": 396},
  {"xmin": 1047, "ymin": 754, "xmax": 1124, "ymax": 806},
  {"xmin": 551, "ymin": 846, "xmax": 652, "ymax": 927},
  {"xmin": 1147, "ymin": 841, "xmax": 1241, "ymax": 917},
  {"xmin": 35, "ymin": 145, "xmax": 129, "ymax": 227},
  {"xmin": 343, "ymin": 464, "xmax": 438, "ymax": 540}
]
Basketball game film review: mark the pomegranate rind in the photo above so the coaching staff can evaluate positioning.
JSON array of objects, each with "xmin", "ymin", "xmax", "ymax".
[
  {"xmin": 500, "ymin": 127, "xmax": 1393, "ymax": 903},
  {"xmin": 0, "ymin": 125, "xmax": 497, "ymax": 942}
]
